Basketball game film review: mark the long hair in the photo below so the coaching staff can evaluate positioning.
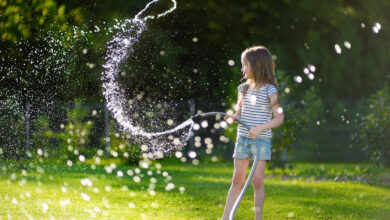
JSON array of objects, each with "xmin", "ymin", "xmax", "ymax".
[{"xmin": 241, "ymin": 45, "xmax": 280, "ymax": 106}]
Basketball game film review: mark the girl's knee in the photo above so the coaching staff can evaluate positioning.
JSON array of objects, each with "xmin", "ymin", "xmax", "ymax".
[
  {"xmin": 232, "ymin": 175, "xmax": 245, "ymax": 186},
  {"xmin": 252, "ymin": 178, "xmax": 264, "ymax": 190}
]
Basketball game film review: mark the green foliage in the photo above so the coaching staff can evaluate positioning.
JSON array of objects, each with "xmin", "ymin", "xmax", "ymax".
[
  {"xmin": 101, "ymin": 120, "xmax": 142, "ymax": 165},
  {"xmin": 0, "ymin": 0, "xmax": 82, "ymax": 41},
  {"xmin": 1, "ymin": 0, "xmax": 390, "ymax": 102},
  {"xmin": 0, "ymin": 97, "xmax": 25, "ymax": 158},
  {"xmin": 1, "ymin": 0, "xmax": 389, "ymax": 165},
  {"xmin": 358, "ymin": 82, "xmax": 390, "ymax": 167},
  {"xmin": 55, "ymin": 99, "xmax": 94, "ymax": 160},
  {"xmin": 29, "ymin": 116, "xmax": 55, "ymax": 158},
  {"xmin": 271, "ymin": 71, "xmax": 324, "ymax": 169}
]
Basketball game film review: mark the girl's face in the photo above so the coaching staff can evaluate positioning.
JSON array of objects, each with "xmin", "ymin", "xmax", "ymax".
[{"xmin": 241, "ymin": 59, "xmax": 252, "ymax": 79}]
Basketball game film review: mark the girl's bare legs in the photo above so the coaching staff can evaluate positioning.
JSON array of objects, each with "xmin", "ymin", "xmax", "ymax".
[
  {"xmin": 252, "ymin": 160, "xmax": 267, "ymax": 220},
  {"xmin": 221, "ymin": 158, "xmax": 250, "ymax": 220}
]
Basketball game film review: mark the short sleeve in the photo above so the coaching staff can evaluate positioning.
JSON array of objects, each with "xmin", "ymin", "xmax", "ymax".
[
  {"xmin": 267, "ymin": 84, "xmax": 278, "ymax": 97},
  {"xmin": 237, "ymin": 83, "xmax": 245, "ymax": 93}
]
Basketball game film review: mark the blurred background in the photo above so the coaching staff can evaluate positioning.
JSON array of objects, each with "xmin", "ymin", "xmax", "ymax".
[{"xmin": 1, "ymin": 0, "xmax": 389, "ymax": 168}]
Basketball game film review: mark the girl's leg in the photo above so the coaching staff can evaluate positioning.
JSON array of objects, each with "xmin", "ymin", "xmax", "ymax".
[
  {"xmin": 251, "ymin": 160, "xmax": 267, "ymax": 220},
  {"xmin": 221, "ymin": 158, "xmax": 250, "ymax": 220}
]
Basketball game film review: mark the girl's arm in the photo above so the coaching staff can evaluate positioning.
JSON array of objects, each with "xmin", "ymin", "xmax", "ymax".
[
  {"xmin": 224, "ymin": 92, "xmax": 243, "ymax": 121},
  {"xmin": 234, "ymin": 92, "xmax": 244, "ymax": 117},
  {"xmin": 249, "ymin": 93, "xmax": 284, "ymax": 139}
]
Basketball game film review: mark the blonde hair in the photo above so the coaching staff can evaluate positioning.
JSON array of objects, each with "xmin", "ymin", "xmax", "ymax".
[{"xmin": 241, "ymin": 45, "xmax": 280, "ymax": 106}]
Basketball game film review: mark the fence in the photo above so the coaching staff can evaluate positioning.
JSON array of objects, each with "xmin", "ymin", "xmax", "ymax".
[{"xmin": 0, "ymin": 98, "xmax": 371, "ymax": 163}]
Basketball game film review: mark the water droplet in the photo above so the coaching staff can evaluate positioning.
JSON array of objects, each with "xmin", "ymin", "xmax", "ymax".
[
  {"xmin": 165, "ymin": 182, "xmax": 175, "ymax": 191},
  {"xmin": 294, "ymin": 76, "xmax": 302, "ymax": 83},
  {"xmin": 81, "ymin": 193, "xmax": 90, "ymax": 201},
  {"xmin": 141, "ymin": 145, "xmax": 148, "ymax": 151},
  {"xmin": 128, "ymin": 202, "xmax": 136, "ymax": 208},
  {"xmin": 133, "ymin": 176, "xmax": 141, "ymax": 183},
  {"xmin": 42, "ymin": 203, "xmax": 49, "ymax": 213},
  {"xmin": 173, "ymin": 138, "xmax": 181, "ymax": 145},
  {"xmin": 117, "ymin": 170, "xmax": 124, "ymax": 177},
  {"xmin": 79, "ymin": 155, "xmax": 85, "ymax": 162},
  {"xmin": 344, "ymin": 41, "xmax": 351, "ymax": 49},
  {"xmin": 175, "ymin": 151, "xmax": 182, "ymax": 158},
  {"xmin": 188, "ymin": 151, "xmax": 197, "ymax": 158},
  {"xmin": 250, "ymin": 95, "xmax": 257, "ymax": 105},
  {"xmin": 372, "ymin": 22, "xmax": 381, "ymax": 34},
  {"xmin": 204, "ymin": 138, "xmax": 212, "ymax": 144},
  {"xmin": 37, "ymin": 148, "xmax": 43, "ymax": 156},
  {"xmin": 334, "ymin": 44, "xmax": 342, "ymax": 54},
  {"xmin": 81, "ymin": 178, "xmax": 93, "ymax": 186},
  {"xmin": 193, "ymin": 123, "xmax": 200, "ymax": 130},
  {"xmin": 192, "ymin": 159, "xmax": 199, "ymax": 165},
  {"xmin": 60, "ymin": 199, "xmax": 71, "ymax": 206},
  {"xmin": 309, "ymin": 64, "xmax": 316, "ymax": 72}
]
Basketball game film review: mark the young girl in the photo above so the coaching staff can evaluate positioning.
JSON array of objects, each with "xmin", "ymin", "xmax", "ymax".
[{"xmin": 222, "ymin": 46, "xmax": 284, "ymax": 220}]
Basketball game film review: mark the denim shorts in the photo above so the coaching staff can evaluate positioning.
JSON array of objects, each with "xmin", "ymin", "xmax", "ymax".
[{"xmin": 233, "ymin": 136, "xmax": 272, "ymax": 161}]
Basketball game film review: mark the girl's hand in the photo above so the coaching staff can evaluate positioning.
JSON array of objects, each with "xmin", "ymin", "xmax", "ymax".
[{"xmin": 249, "ymin": 127, "xmax": 261, "ymax": 140}]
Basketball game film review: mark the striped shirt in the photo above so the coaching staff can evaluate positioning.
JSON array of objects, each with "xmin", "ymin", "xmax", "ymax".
[{"xmin": 237, "ymin": 83, "xmax": 278, "ymax": 139}]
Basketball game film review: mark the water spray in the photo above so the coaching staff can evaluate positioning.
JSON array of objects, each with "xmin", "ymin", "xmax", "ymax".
[{"xmin": 101, "ymin": 1, "xmax": 255, "ymax": 218}]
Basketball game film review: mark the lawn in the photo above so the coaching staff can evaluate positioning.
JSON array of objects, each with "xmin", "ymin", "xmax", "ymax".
[{"xmin": 1, "ymin": 158, "xmax": 389, "ymax": 219}]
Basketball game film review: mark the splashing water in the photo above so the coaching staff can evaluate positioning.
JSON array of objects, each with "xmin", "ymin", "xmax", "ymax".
[{"xmin": 101, "ymin": 0, "xmax": 198, "ymax": 156}]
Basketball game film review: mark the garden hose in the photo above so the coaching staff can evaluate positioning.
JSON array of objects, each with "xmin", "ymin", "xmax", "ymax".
[{"xmin": 191, "ymin": 112, "xmax": 259, "ymax": 220}]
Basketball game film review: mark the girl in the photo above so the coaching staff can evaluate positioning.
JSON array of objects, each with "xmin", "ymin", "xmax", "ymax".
[{"xmin": 221, "ymin": 46, "xmax": 284, "ymax": 220}]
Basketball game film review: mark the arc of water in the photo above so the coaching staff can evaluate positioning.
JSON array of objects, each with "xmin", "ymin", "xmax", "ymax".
[
  {"xmin": 135, "ymin": 0, "xmax": 177, "ymax": 21},
  {"xmin": 102, "ymin": 0, "xmax": 193, "ymax": 139},
  {"xmin": 101, "ymin": 2, "xmax": 255, "ymax": 219}
]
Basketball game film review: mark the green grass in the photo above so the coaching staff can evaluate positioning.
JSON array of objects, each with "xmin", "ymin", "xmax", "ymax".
[{"xmin": 1, "ymin": 158, "xmax": 389, "ymax": 219}]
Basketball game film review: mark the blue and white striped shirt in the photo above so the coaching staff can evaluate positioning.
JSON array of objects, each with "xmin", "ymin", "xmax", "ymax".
[{"xmin": 237, "ymin": 83, "xmax": 278, "ymax": 139}]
